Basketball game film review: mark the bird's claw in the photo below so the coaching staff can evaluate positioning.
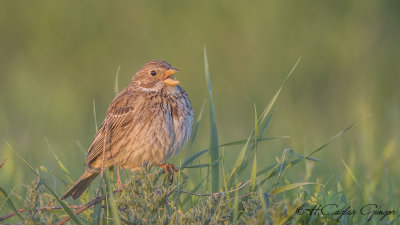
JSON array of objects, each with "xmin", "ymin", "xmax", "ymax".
[
  {"xmin": 117, "ymin": 180, "xmax": 125, "ymax": 191},
  {"xmin": 160, "ymin": 163, "xmax": 178, "ymax": 184}
]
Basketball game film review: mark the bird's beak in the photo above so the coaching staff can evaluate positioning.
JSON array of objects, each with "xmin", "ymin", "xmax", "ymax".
[{"xmin": 162, "ymin": 68, "xmax": 180, "ymax": 86}]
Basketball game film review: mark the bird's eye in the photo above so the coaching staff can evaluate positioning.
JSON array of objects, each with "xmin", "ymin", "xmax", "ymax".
[{"xmin": 150, "ymin": 70, "xmax": 157, "ymax": 76}]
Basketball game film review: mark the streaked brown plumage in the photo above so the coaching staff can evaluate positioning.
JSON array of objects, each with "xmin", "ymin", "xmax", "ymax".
[{"xmin": 62, "ymin": 60, "xmax": 193, "ymax": 200}]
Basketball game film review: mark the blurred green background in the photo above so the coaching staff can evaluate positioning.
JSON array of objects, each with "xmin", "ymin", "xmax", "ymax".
[{"xmin": 1, "ymin": 0, "xmax": 399, "ymax": 203}]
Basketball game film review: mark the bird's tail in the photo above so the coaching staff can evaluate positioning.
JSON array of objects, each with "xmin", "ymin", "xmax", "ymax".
[{"xmin": 62, "ymin": 168, "xmax": 99, "ymax": 200}]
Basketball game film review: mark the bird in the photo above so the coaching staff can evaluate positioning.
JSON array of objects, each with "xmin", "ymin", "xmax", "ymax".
[{"xmin": 62, "ymin": 60, "xmax": 193, "ymax": 200}]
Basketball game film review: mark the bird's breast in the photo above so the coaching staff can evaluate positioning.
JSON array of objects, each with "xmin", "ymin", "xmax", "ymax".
[{"xmin": 121, "ymin": 88, "xmax": 193, "ymax": 169}]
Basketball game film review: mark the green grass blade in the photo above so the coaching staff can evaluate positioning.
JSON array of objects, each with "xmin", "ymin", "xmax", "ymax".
[
  {"xmin": 286, "ymin": 148, "xmax": 322, "ymax": 162},
  {"xmin": 188, "ymin": 99, "xmax": 207, "ymax": 149},
  {"xmin": 181, "ymin": 148, "xmax": 208, "ymax": 169},
  {"xmin": 5, "ymin": 141, "xmax": 38, "ymax": 176},
  {"xmin": 182, "ymin": 163, "xmax": 217, "ymax": 169},
  {"xmin": 250, "ymin": 104, "xmax": 258, "ymax": 192},
  {"xmin": 273, "ymin": 148, "xmax": 290, "ymax": 190},
  {"xmin": 240, "ymin": 112, "xmax": 275, "ymax": 172},
  {"xmin": 303, "ymin": 115, "xmax": 371, "ymax": 159},
  {"xmin": 337, "ymin": 176, "xmax": 344, "ymax": 193},
  {"xmin": 114, "ymin": 65, "xmax": 121, "ymax": 96},
  {"xmin": 232, "ymin": 177, "xmax": 240, "ymax": 222},
  {"xmin": 75, "ymin": 140, "xmax": 87, "ymax": 156},
  {"xmin": 254, "ymin": 103, "xmax": 259, "ymax": 147},
  {"xmin": 257, "ymin": 108, "xmax": 275, "ymax": 141},
  {"xmin": 93, "ymin": 100, "xmax": 98, "ymax": 132},
  {"xmin": 221, "ymin": 147, "xmax": 230, "ymax": 199},
  {"xmin": 228, "ymin": 133, "xmax": 252, "ymax": 183},
  {"xmin": 104, "ymin": 173, "xmax": 122, "ymax": 225},
  {"xmin": 44, "ymin": 138, "xmax": 74, "ymax": 184},
  {"xmin": 270, "ymin": 182, "xmax": 319, "ymax": 195},
  {"xmin": 341, "ymin": 159, "xmax": 361, "ymax": 189},
  {"xmin": 250, "ymin": 153, "xmax": 257, "ymax": 192},
  {"xmin": 204, "ymin": 46, "xmax": 219, "ymax": 193},
  {"xmin": 256, "ymin": 164, "xmax": 278, "ymax": 177},
  {"xmin": 101, "ymin": 186, "xmax": 108, "ymax": 225},
  {"xmin": 221, "ymin": 136, "xmax": 289, "ymax": 147},
  {"xmin": 259, "ymin": 57, "xmax": 301, "ymax": 126},
  {"xmin": 45, "ymin": 139, "xmax": 70, "ymax": 175},
  {"xmin": 44, "ymin": 183, "xmax": 83, "ymax": 225},
  {"xmin": 0, "ymin": 187, "xmax": 24, "ymax": 220},
  {"xmin": 39, "ymin": 166, "xmax": 69, "ymax": 186},
  {"xmin": 0, "ymin": 187, "xmax": 12, "ymax": 212}
]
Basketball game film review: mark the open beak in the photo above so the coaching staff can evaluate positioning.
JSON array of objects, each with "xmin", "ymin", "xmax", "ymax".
[{"xmin": 162, "ymin": 68, "xmax": 180, "ymax": 86}]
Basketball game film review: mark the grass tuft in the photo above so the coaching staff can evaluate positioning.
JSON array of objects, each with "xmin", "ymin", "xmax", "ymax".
[{"xmin": 204, "ymin": 47, "xmax": 220, "ymax": 193}]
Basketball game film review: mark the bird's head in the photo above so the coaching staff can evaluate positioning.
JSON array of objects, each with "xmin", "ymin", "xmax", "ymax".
[{"xmin": 131, "ymin": 60, "xmax": 180, "ymax": 90}]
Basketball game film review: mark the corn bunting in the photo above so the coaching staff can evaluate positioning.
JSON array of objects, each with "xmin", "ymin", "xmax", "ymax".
[{"xmin": 62, "ymin": 60, "xmax": 193, "ymax": 200}]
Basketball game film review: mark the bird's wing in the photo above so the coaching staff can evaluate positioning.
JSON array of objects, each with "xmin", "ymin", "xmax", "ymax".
[{"xmin": 84, "ymin": 90, "xmax": 136, "ymax": 165}]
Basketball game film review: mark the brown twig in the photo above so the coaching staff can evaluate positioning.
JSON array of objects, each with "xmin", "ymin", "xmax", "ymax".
[
  {"xmin": 45, "ymin": 197, "xmax": 57, "ymax": 208},
  {"xmin": 54, "ymin": 189, "xmax": 121, "ymax": 225},
  {"xmin": 96, "ymin": 127, "xmax": 108, "ymax": 197},
  {"xmin": 0, "ymin": 209, "xmax": 24, "ymax": 222},
  {"xmin": 166, "ymin": 200, "xmax": 185, "ymax": 218},
  {"xmin": 0, "ymin": 205, "xmax": 82, "ymax": 222},
  {"xmin": 0, "ymin": 158, "xmax": 7, "ymax": 169},
  {"xmin": 179, "ymin": 179, "xmax": 251, "ymax": 197}
]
